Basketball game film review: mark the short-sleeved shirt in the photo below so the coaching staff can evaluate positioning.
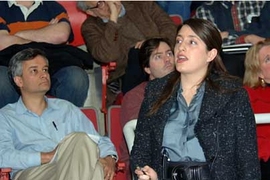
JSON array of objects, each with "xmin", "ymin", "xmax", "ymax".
[{"xmin": 0, "ymin": 0, "xmax": 74, "ymax": 42}]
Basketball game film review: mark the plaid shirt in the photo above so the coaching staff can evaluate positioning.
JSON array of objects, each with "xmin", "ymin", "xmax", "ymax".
[{"xmin": 195, "ymin": 1, "xmax": 266, "ymax": 45}]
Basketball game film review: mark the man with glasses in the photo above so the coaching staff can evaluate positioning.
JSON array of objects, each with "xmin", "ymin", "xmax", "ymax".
[
  {"xmin": 87, "ymin": 1, "xmax": 105, "ymax": 10},
  {"xmin": 77, "ymin": 1, "xmax": 177, "ymax": 105}
]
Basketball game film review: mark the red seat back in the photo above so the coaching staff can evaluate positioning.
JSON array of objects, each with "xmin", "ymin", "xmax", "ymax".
[
  {"xmin": 170, "ymin": 15, "xmax": 183, "ymax": 25},
  {"xmin": 107, "ymin": 105, "xmax": 127, "ymax": 180},
  {"xmin": 81, "ymin": 107, "xmax": 99, "ymax": 131},
  {"xmin": 57, "ymin": 1, "xmax": 87, "ymax": 46},
  {"xmin": 107, "ymin": 105, "xmax": 122, "ymax": 153}
]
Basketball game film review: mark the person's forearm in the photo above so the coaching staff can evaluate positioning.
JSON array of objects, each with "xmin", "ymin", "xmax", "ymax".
[
  {"xmin": 0, "ymin": 34, "xmax": 30, "ymax": 50},
  {"xmin": 244, "ymin": 34, "xmax": 265, "ymax": 44},
  {"xmin": 83, "ymin": 21, "xmax": 123, "ymax": 62},
  {"xmin": 15, "ymin": 22, "xmax": 70, "ymax": 44}
]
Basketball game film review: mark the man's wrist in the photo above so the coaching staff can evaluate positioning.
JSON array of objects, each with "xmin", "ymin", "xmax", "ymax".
[{"xmin": 108, "ymin": 154, "xmax": 118, "ymax": 162}]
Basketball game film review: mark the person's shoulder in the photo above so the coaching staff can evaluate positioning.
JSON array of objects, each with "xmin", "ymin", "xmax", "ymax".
[
  {"xmin": 124, "ymin": 82, "xmax": 147, "ymax": 100},
  {"xmin": 0, "ymin": 1, "xmax": 11, "ymax": 14},
  {"xmin": 148, "ymin": 71, "xmax": 174, "ymax": 85},
  {"xmin": 84, "ymin": 16, "xmax": 98, "ymax": 23},
  {"xmin": 0, "ymin": 1, "xmax": 8, "ymax": 7},
  {"xmin": 196, "ymin": 1, "xmax": 221, "ymax": 10},
  {"xmin": 210, "ymin": 72, "xmax": 242, "ymax": 88},
  {"xmin": 48, "ymin": 98, "xmax": 78, "ymax": 111},
  {"xmin": 146, "ymin": 71, "xmax": 175, "ymax": 95},
  {"xmin": 130, "ymin": 82, "xmax": 147, "ymax": 92},
  {"xmin": 245, "ymin": 85, "xmax": 270, "ymax": 95},
  {"xmin": 48, "ymin": 97, "xmax": 71, "ymax": 105},
  {"xmin": 222, "ymin": 77, "xmax": 242, "ymax": 89},
  {"xmin": 0, "ymin": 101, "xmax": 21, "ymax": 119},
  {"xmin": 42, "ymin": 1, "xmax": 64, "ymax": 8},
  {"xmin": 123, "ymin": 1, "xmax": 152, "ymax": 6},
  {"xmin": 123, "ymin": 1, "xmax": 155, "ymax": 10},
  {"xmin": 41, "ymin": 1, "xmax": 66, "ymax": 13},
  {"xmin": 0, "ymin": 102, "xmax": 16, "ymax": 114},
  {"xmin": 244, "ymin": 85, "xmax": 254, "ymax": 91},
  {"xmin": 82, "ymin": 15, "xmax": 100, "ymax": 27}
]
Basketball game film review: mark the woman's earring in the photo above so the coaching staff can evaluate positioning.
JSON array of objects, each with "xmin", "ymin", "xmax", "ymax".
[{"xmin": 260, "ymin": 78, "xmax": 266, "ymax": 87}]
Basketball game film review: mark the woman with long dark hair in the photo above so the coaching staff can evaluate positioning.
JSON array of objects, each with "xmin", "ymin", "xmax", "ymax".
[{"xmin": 131, "ymin": 18, "xmax": 260, "ymax": 180}]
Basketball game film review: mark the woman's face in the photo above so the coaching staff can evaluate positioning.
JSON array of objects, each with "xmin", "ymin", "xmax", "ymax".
[
  {"xmin": 258, "ymin": 45, "xmax": 270, "ymax": 83},
  {"xmin": 174, "ymin": 25, "xmax": 216, "ymax": 76}
]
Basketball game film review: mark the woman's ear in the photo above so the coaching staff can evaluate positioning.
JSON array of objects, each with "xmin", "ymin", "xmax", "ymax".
[{"xmin": 207, "ymin": 48, "xmax": 218, "ymax": 62}]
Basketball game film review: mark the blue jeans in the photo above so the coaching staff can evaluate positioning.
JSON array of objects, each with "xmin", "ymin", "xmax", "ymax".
[
  {"xmin": 156, "ymin": 1, "xmax": 191, "ymax": 21},
  {"xmin": 0, "ymin": 66, "xmax": 19, "ymax": 108},
  {"xmin": 0, "ymin": 66, "xmax": 89, "ymax": 108}
]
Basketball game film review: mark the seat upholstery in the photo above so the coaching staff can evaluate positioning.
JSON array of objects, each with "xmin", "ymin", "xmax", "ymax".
[
  {"xmin": 255, "ymin": 113, "xmax": 270, "ymax": 124},
  {"xmin": 107, "ymin": 105, "xmax": 127, "ymax": 180},
  {"xmin": 123, "ymin": 119, "xmax": 137, "ymax": 153},
  {"xmin": 57, "ymin": 1, "xmax": 87, "ymax": 47}
]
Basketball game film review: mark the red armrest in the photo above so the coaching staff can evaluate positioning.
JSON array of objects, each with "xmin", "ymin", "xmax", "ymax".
[
  {"xmin": 101, "ymin": 62, "xmax": 116, "ymax": 135},
  {"xmin": 101, "ymin": 62, "xmax": 117, "ymax": 114}
]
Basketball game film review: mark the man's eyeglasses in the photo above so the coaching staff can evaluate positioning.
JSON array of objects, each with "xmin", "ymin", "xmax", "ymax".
[{"xmin": 87, "ymin": 1, "xmax": 105, "ymax": 10}]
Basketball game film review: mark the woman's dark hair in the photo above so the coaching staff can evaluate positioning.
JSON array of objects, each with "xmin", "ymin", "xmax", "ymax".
[
  {"xmin": 139, "ymin": 37, "xmax": 173, "ymax": 78},
  {"xmin": 149, "ymin": 18, "xmax": 231, "ymax": 115}
]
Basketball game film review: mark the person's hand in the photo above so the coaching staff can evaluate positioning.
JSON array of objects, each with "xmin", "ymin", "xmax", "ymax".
[
  {"xmin": 99, "ymin": 156, "xmax": 116, "ymax": 180},
  {"xmin": 220, "ymin": 31, "xmax": 229, "ymax": 40},
  {"xmin": 135, "ymin": 40, "xmax": 145, "ymax": 49},
  {"xmin": 135, "ymin": 165, "xmax": 158, "ymax": 180},
  {"xmin": 40, "ymin": 145, "xmax": 58, "ymax": 164},
  {"xmin": 107, "ymin": 1, "xmax": 122, "ymax": 23},
  {"xmin": 244, "ymin": 34, "xmax": 265, "ymax": 44}
]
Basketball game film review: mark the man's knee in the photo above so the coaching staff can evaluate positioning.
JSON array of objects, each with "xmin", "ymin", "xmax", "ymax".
[
  {"xmin": 67, "ymin": 132, "xmax": 88, "ymax": 139},
  {"xmin": 64, "ymin": 132, "xmax": 95, "ymax": 144},
  {"xmin": 0, "ymin": 66, "xmax": 19, "ymax": 108},
  {"xmin": 0, "ymin": 66, "xmax": 10, "ymax": 84},
  {"xmin": 52, "ymin": 66, "xmax": 89, "ymax": 89},
  {"xmin": 51, "ymin": 66, "xmax": 89, "ymax": 94}
]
